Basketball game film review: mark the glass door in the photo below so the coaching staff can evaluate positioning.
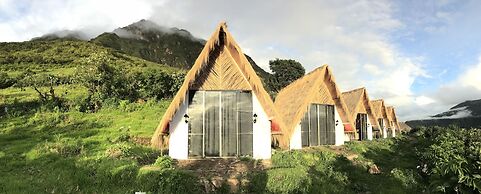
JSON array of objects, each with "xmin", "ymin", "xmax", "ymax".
[{"xmin": 187, "ymin": 90, "xmax": 253, "ymax": 158}]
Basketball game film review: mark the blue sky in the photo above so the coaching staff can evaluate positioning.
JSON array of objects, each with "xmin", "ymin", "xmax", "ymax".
[{"xmin": 1, "ymin": 0, "xmax": 481, "ymax": 120}]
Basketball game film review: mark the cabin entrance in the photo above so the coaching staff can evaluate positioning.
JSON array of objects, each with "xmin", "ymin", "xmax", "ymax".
[
  {"xmin": 300, "ymin": 104, "xmax": 335, "ymax": 147},
  {"xmin": 375, "ymin": 118, "xmax": 384, "ymax": 139},
  {"xmin": 356, "ymin": 113, "xmax": 368, "ymax": 140},
  {"xmin": 187, "ymin": 90, "xmax": 253, "ymax": 158}
]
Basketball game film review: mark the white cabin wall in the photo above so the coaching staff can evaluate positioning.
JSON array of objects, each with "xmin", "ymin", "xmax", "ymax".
[
  {"xmin": 382, "ymin": 119, "xmax": 387, "ymax": 138},
  {"xmin": 252, "ymin": 93, "xmax": 272, "ymax": 159},
  {"xmin": 168, "ymin": 94, "xmax": 189, "ymax": 159},
  {"xmin": 367, "ymin": 115, "xmax": 373, "ymax": 140},
  {"xmin": 392, "ymin": 125, "xmax": 396, "ymax": 137},
  {"xmin": 289, "ymin": 123, "xmax": 302, "ymax": 149},
  {"xmin": 334, "ymin": 107, "xmax": 345, "ymax": 145}
]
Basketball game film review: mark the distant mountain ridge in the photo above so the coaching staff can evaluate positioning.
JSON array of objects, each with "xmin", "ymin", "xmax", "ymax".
[
  {"xmin": 432, "ymin": 99, "xmax": 481, "ymax": 118},
  {"xmin": 91, "ymin": 19, "xmax": 205, "ymax": 69},
  {"xmin": 406, "ymin": 99, "xmax": 481, "ymax": 129},
  {"xmin": 90, "ymin": 19, "xmax": 272, "ymax": 81}
]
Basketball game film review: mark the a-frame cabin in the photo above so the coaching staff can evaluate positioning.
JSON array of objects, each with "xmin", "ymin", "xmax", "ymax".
[
  {"xmin": 370, "ymin": 99, "xmax": 390, "ymax": 139},
  {"xmin": 342, "ymin": 88, "xmax": 377, "ymax": 141},
  {"xmin": 151, "ymin": 22, "xmax": 283, "ymax": 159},
  {"xmin": 274, "ymin": 65, "xmax": 352, "ymax": 149}
]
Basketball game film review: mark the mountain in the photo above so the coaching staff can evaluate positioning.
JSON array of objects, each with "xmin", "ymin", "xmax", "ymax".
[
  {"xmin": 406, "ymin": 99, "xmax": 481, "ymax": 129},
  {"xmin": 31, "ymin": 30, "xmax": 89, "ymax": 41},
  {"xmin": 91, "ymin": 19, "xmax": 272, "ymax": 81},
  {"xmin": 432, "ymin": 99, "xmax": 481, "ymax": 118},
  {"xmin": 91, "ymin": 19, "xmax": 204, "ymax": 69}
]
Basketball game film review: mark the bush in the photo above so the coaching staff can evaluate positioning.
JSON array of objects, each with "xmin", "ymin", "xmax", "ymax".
[
  {"xmin": 153, "ymin": 155, "xmax": 174, "ymax": 169},
  {"xmin": 390, "ymin": 168, "xmax": 421, "ymax": 190},
  {"xmin": 414, "ymin": 126, "xmax": 481, "ymax": 193}
]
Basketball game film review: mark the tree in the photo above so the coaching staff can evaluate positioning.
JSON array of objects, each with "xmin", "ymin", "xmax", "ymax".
[
  {"xmin": 17, "ymin": 71, "xmax": 65, "ymax": 110},
  {"xmin": 268, "ymin": 59, "xmax": 305, "ymax": 92}
]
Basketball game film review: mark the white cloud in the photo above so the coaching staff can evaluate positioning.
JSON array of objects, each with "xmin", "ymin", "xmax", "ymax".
[
  {"xmin": 0, "ymin": 0, "xmax": 164, "ymax": 41},
  {"xmin": 4, "ymin": 0, "xmax": 470, "ymax": 121},
  {"xmin": 460, "ymin": 56, "xmax": 481, "ymax": 90},
  {"xmin": 415, "ymin": 96, "xmax": 435, "ymax": 106}
]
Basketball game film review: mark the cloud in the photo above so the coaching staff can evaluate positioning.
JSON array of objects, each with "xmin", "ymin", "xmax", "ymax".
[
  {"xmin": 399, "ymin": 54, "xmax": 481, "ymax": 120},
  {"xmin": 0, "ymin": 0, "xmax": 164, "ymax": 41},
  {"xmin": 3, "ymin": 0, "xmax": 478, "ymax": 121},
  {"xmin": 415, "ymin": 96, "xmax": 435, "ymax": 106},
  {"xmin": 459, "ymin": 56, "xmax": 481, "ymax": 90}
]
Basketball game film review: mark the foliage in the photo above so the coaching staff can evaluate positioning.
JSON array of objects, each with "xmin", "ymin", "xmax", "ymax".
[
  {"xmin": 16, "ymin": 71, "xmax": 68, "ymax": 110},
  {"xmin": 154, "ymin": 155, "xmax": 174, "ymax": 169},
  {"xmin": 73, "ymin": 51, "xmax": 184, "ymax": 112},
  {"xmin": 267, "ymin": 58, "xmax": 305, "ymax": 92},
  {"xmin": 414, "ymin": 126, "xmax": 481, "ymax": 193}
]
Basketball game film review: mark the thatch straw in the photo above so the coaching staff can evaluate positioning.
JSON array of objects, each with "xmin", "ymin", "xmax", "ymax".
[
  {"xmin": 370, "ymin": 99, "xmax": 390, "ymax": 127},
  {"xmin": 274, "ymin": 65, "xmax": 352, "ymax": 148},
  {"xmin": 341, "ymin": 88, "xmax": 378, "ymax": 130},
  {"xmin": 151, "ymin": 22, "xmax": 286, "ymax": 148},
  {"xmin": 386, "ymin": 106, "xmax": 401, "ymax": 130}
]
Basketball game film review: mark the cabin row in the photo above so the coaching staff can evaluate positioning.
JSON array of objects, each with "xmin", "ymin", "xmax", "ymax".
[{"xmin": 150, "ymin": 22, "xmax": 401, "ymax": 160}]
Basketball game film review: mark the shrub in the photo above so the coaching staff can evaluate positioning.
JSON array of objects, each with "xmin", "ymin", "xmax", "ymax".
[
  {"xmin": 390, "ymin": 168, "xmax": 421, "ymax": 190},
  {"xmin": 153, "ymin": 155, "xmax": 174, "ymax": 169},
  {"xmin": 415, "ymin": 126, "xmax": 481, "ymax": 193}
]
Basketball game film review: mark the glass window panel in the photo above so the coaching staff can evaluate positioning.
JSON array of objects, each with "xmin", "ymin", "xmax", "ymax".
[
  {"xmin": 188, "ymin": 135, "xmax": 203, "ymax": 158},
  {"xmin": 238, "ymin": 91, "xmax": 253, "ymax": 134},
  {"xmin": 326, "ymin": 105, "xmax": 336, "ymax": 145},
  {"xmin": 239, "ymin": 134, "xmax": 253, "ymax": 156},
  {"xmin": 221, "ymin": 91, "xmax": 237, "ymax": 157},
  {"xmin": 204, "ymin": 92, "xmax": 220, "ymax": 157},
  {"xmin": 309, "ymin": 104, "xmax": 319, "ymax": 146},
  {"xmin": 301, "ymin": 111, "xmax": 309, "ymax": 147},
  {"xmin": 318, "ymin": 104, "xmax": 327, "ymax": 145}
]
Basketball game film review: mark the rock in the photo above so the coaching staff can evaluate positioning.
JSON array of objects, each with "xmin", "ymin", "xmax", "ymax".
[
  {"xmin": 346, "ymin": 154, "xmax": 358, "ymax": 161},
  {"xmin": 227, "ymin": 178, "xmax": 239, "ymax": 193},
  {"xmin": 368, "ymin": 164, "xmax": 381, "ymax": 174}
]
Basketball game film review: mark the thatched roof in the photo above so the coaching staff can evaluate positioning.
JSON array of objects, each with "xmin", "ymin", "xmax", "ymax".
[
  {"xmin": 151, "ymin": 22, "xmax": 285, "ymax": 148},
  {"xmin": 386, "ymin": 106, "xmax": 401, "ymax": 129},
  {"xmin": 370, "ymin": 99, "xmax": 390, "ymax": 126},
  {"xmin": 341, "ymin": 88, "xmax": 378, "ymax": 128},
  {"xmin": 274, "ymin": 65, "xmax": 352, "ymax": 147}
]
